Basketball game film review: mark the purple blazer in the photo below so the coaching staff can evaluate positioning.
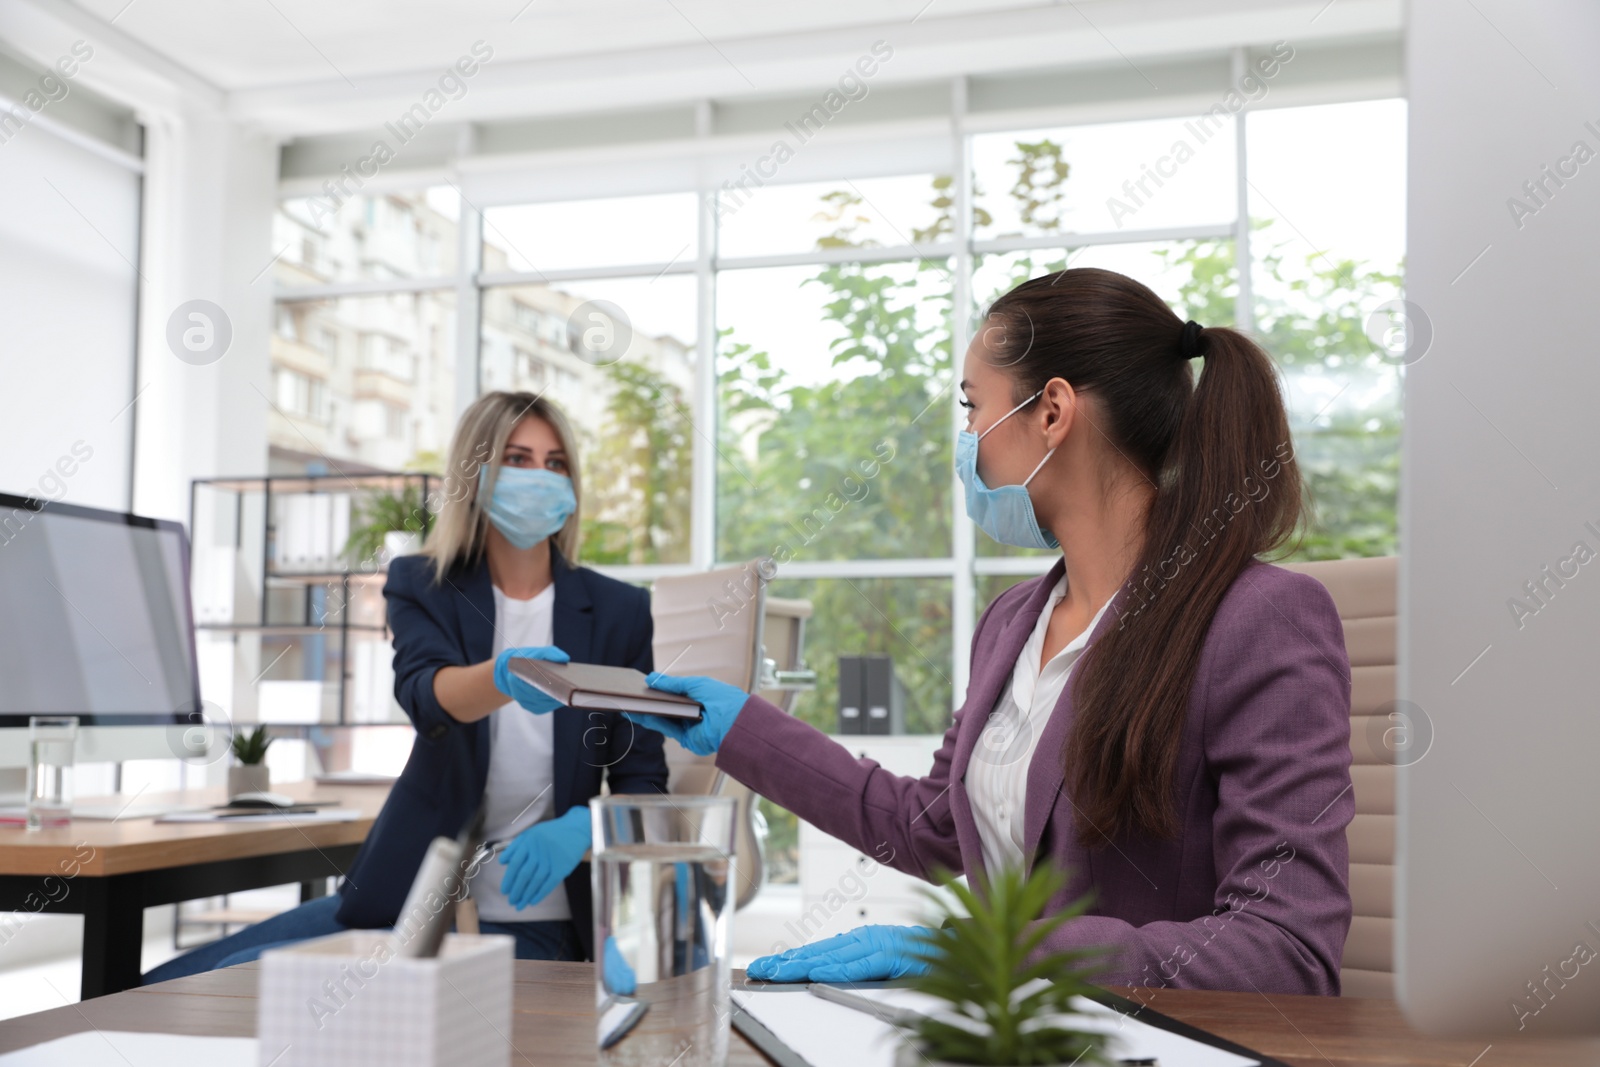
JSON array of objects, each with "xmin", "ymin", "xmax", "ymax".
[{"xmin": 716, "ymin": 558, "xmax": 1354, "ymax": 996}]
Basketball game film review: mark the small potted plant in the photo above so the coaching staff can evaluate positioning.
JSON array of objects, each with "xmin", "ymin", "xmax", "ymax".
[
  {"xmin": 343, "ymin": 484, "xmax": 429, "ymax": 569},
  {"xmin": 228, "ymin": 726, "xmax": 274, "ymax": 798},
  {"xmin": 894, "ymin": 863, "xmax": 1112, "ymax": 1067}
]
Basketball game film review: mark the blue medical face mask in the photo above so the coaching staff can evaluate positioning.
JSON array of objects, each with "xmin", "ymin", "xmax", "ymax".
[
  {"xmin": 477, "ymin": 464, "xmax": 576, "ymax": 551},
  {"xmin": 956, "ymin": 390, "xmax": 1059, "ymax": 551}
]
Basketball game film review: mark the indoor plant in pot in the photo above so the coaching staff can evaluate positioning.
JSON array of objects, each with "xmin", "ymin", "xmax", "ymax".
[
  {"xmin": 894, "ymin": 863, "xmax": 1112, "ymax": 1067},
  {"xmin": 343, "ymin": 484, "xmax": 429, "ymax": 568},
  {"xmin": 227, "ymin": 726, "xmax": 274, "ymax": 798}
]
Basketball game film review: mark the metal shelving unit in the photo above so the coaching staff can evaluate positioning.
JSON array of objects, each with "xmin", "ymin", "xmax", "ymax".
[{"xmin": 189, "ymin": 472, "xmax": 434, "ymax": 727}]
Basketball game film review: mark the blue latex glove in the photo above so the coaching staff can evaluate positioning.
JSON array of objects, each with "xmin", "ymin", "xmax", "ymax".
[
  {"xmin": 620, "ymin": 672, "xmax": 748, "ymax": 756},
  {"xmin": 602, "ymin": 935, "xmax": 637, "ymax": 996},
  {"xmin": 498, "ymin": 806, "xmax": 590, "ymax": 910},
  {"xmin": 492, "ymin": 645, "xmax": 570, "ymax": 714},
  {"xmin": 746, "ymin": 925, "xmax": 935, "ymax": 983}
]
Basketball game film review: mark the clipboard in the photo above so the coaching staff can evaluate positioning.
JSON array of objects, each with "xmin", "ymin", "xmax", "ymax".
[
  {"xmin": 728, "ymin": 978, "xmax": 1293, "ymax": 1067},
  {"xmin": 729, "ymin": 979, "xmax": 817, "ymax": 1067},
  {"xmin": 1084, "ymin": 987, "xmax": 1293, "ymax": 1067}
]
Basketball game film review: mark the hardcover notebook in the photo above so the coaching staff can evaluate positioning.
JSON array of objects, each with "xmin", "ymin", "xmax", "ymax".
[{"xmin": 508, "ymin": 659, "xmax": 704, "ymax": 721}]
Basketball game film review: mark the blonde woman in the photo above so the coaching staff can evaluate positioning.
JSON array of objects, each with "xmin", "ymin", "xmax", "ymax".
[{"xmin": 144, "ymin": 392, "xmax": 667, "ymax": 981}]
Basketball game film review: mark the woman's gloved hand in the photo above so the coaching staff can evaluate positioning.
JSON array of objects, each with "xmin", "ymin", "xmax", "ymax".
[
  {"xmin": 492, "ymin": 645, "xmax": 570, "ymax": 714},
  {"xmin": 746, "ymin": 924, "xmax": 935, "ymax": 983},
  {"xmin": 499, "ymin": 806, "xmax": 591, "ymax": 910},
  {"xmin": 621, "ymin": 672, "xmax": 749, "ymax": 756},
  {"xmin": 602, "ymin": 935, "xmax": 637, "ymax": 996}
]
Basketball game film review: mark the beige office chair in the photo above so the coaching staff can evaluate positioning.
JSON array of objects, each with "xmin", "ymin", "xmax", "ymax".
[
  {"xmin": 650, "ymin": 562, "xmax": 815, "ymax": 910},
  {"xmin": 1280, "ymin": 555, "xmax": 1397, "ymax": 998}
]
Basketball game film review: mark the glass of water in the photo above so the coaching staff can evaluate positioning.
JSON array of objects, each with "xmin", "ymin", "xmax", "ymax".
[
  {"xmin": 26, "ymin": 716, "xmax": 77, "ymax": 831},
  {"xmin": 592, "ymin": 793, "xmax": 737, "ymax": 1067}
]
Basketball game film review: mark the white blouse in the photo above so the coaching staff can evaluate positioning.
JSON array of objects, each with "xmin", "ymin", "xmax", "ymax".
[
  {"xmin": 469, "ymin": 583, "xmax": 568, "ymax": 921},
  {"xmin": 964, "ymin": 575, "xmax": 1112, "ymax": 875}
]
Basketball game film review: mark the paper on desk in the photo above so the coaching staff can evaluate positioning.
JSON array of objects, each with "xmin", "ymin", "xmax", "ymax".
[
  {"xmin": 73, "ymin": 801, "xmax": 206, "ymax": 820},
  {"xmin": 731, "ymin": 985, "xmax": 1259, "ymax": 1067},
  {"xmin": 0, "ymin": 1031, "xmax": 257, "ymax": 1066},
  {"xmin": 314, "ymin": 770, "xmax": 397, "ymax": 785},
  {"xmin": 155, "ymin": 807, "xmax": 362, "ymax": 823}
]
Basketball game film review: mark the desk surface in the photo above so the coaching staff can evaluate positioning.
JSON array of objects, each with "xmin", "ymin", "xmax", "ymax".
[
  {"xmin": 0, "ymin": 780, "xmax": 388, "ymax": 876},
  {"xmin": 2, "ymin": 961, "xmax": 1596, "ymax": 1067}
]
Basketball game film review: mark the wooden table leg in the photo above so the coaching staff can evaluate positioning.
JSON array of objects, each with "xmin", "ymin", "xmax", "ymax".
[{"xmin": 79, "ymin": 876, "xmax": 144, "ymax": 999}]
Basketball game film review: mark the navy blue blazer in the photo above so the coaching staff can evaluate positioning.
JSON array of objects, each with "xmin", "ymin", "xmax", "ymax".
[{"xmin": 334, "ymin": 547, "xmax": 669, "ymax": 960}]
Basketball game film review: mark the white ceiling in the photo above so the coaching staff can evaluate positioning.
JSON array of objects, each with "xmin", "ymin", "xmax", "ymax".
[
  {"xmin": 68, "ymin": 0, "xmax": 1021, "ymax": 89},
  {"xmin": 2, "ymin": 0, "xmax": 1403, "ymax": 136}
]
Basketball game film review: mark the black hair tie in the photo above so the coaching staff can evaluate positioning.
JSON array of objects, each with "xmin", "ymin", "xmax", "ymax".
[{"xmin": 1179, "ymin": 319, "xmax": 1206, "ymax": 360}]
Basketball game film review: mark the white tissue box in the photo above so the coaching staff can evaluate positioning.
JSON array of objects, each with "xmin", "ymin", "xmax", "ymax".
[{"xmin": 257, "ymin": 931, "xmax": 515, "ymax": 1067}]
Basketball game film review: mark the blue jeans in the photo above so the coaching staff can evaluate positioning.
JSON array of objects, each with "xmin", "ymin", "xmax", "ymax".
[{"xmin": 141, "ymin": 894, "xmax": 585, "ymax": 985}]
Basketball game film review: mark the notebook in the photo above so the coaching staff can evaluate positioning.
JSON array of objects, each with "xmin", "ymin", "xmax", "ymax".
[{"xmin": 507, "ymin": 660, "xmax": 705, "ymax": 720}]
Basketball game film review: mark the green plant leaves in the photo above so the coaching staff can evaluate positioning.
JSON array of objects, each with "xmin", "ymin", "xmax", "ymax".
[
  {"xmin": 343, "ymin": 484, "xmax": 430, "ymax": 566},
  {"xmin": 903, "ymin": 863, "xmax": 1113, "ymax": 1066},
  {"xmin": 230, "ymin": 726, "xmax": 273, "ymax": 766}
]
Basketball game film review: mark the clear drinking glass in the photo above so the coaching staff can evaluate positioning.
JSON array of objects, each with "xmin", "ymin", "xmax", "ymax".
[
  {"xmin": 592, "ymin": 794, "xmax": 737, "ymax": 1067},
  {"xmin": 26, "ymin": 716, "xmax": 77, "ymax": 831}
]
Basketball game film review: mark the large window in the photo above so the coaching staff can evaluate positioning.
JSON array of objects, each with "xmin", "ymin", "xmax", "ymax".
[
  {"xmin": 1247, "ymin": 99, "xmax": 1407, "ymax": 559},
  {"xmin": 271, "ymin": 91, "xmax": 1408, "ymax": 881},
  {"xmin": 480, "ymin": 271, "xmax": 697, "ymax": 566},
  {"xmin": 715, "ymin": 255, "xmax": 953, "ymax": 565},
  {"xmin": 271, "ymin": 192, "xmax": 461, "ymax": 472}
]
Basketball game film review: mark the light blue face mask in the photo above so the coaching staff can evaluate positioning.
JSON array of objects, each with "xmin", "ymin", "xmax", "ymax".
[
  {"xmin": 477, "ymin": 464, "xmax": 576, "ymax": 551},
  {"xmin": 956, "ymin": 390, "xmax": 1059, "ymax": 550}
]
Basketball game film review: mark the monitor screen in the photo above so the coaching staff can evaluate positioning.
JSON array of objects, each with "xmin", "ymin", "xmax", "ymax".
[{"xmin": 0, "ymin": 493, "xmax": 198, "ymax": 725}]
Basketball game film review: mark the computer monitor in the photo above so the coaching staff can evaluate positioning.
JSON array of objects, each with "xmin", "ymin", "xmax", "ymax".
[
  {"xmin": 0, "ymin": 491, "xmax": 208, "ymax": 770},
  {"xmin": 1400, "ymin": 0, "xmax": 1600, "ymax": 1038}
]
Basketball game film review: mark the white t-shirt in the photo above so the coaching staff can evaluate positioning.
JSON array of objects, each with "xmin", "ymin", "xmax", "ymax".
[
  {"xmin": 467, "ymin": 583, "xmax": 569, "ymax": 922},
  {"xmin": 964, "ymin": 575, "xmax": 1112, "ymax": 875}
]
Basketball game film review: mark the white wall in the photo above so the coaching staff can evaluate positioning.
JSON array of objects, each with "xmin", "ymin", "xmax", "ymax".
[
  {"xmin": 1400, "ymin": 0, "xmax": 1600, "ymax": 1037},
  {"xmin": 130, "ymin": 112, "xmax": 276, "ymax": 524}
]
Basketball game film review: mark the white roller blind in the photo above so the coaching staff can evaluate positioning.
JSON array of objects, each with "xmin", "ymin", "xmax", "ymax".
[{"xmin": 0, "ymin": 123, "xmax": 140, "ymax": 512}]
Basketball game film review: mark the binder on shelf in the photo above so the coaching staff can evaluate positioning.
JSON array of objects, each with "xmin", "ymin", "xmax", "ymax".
[
  {"xmin": 861, "ymin": 655, "xmax": 905, "ymax": 735},
  {"xmin": 838, "ymin": 655, "xmax": 906, "ymax": 734},
  {"xmin": 190, "ymin": 472, "xmax": 436, "ymax": 728},
  {"xmin": 837, "ymin": 655, "xmax": 864, "ymax": 733}
]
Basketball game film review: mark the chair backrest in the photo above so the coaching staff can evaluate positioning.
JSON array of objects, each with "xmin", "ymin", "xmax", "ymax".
[
  {"xmin": 652, "ymin": 562, "xmax": 767, "ymax": 692},
  {"xmin": 650, "ymin": 562, "xmax": 768, "ymax": 909},
  {"xmin": 1278, "ymin": 555, "xmax": 1397, "ymax": 998},
  {"xmin": 754, "ymin": 595, "xmax": 814, "ymax": 712}
]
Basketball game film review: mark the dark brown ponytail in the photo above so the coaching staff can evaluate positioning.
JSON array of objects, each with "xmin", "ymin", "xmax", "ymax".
[{"xmin": 982, "ymin": 268, "xmax": 1307, "ymax": 846}]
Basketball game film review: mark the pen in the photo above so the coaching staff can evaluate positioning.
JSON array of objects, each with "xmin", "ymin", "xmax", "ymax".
[
  {"xmin": 472, "ymin": 839, "xmax": 506, "ymax": 867},
  {"xmin": 474, "ymin": 836, "xmax": 594, "ymax": 865}
]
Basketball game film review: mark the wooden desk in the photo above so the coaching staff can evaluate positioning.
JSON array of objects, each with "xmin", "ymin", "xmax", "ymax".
[
  {"xmin": 1, "ymin": 961, "xmax": 1597, "ymax": 1066},
  {"xmin": 0, "ymin": 780, "xmax": 388, "ymax": 1000}
]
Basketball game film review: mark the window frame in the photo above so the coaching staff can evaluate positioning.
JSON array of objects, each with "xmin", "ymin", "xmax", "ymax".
[{"xmin": 272, "ymin": 63, "xmax": 1400, "ymax": 720}]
